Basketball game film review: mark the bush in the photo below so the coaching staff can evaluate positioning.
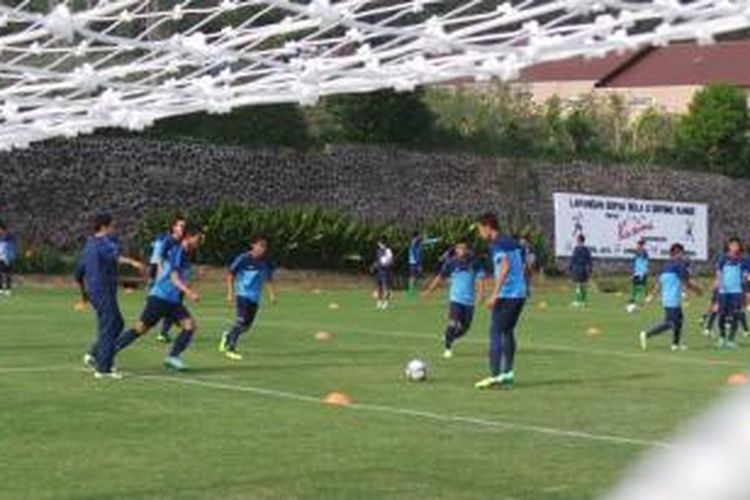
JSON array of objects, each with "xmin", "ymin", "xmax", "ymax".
[
  {"xmin": 13, "ymin": 245, "xmax": 72, "ymax": 275},
  {"xmin": 676, "ymin": 83, "xmax": 750, "ymax": 176},
  {"xmin": 136, "ymin": 204, "xmax": 550, "ymax": 274}
]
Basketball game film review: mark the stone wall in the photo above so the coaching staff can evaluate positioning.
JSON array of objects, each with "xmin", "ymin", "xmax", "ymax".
[{"xmin": 1, "ymin": 138, "xmax": 748, "ymax": 270}]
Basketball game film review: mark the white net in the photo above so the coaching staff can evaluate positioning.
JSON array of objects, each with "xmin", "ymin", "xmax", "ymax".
[{"xmin": 2, "ymin": 0, "xmax": 750, "ymax": 149}]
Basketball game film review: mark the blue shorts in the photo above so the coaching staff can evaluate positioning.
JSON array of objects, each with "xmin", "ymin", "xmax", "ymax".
[
  {"xmin": 140, "ymin": 296, "xmax": 191, "ymax": 329},
  {"xmin": 571, "ymin": 271, "xmax": 590, "ymax": 284},
  {"xmin": 235, "ymin": 296, "xmax": 259, "ymax": 329},
  {"xmin": 449, "ymin": 302, "xmax": 474, "ymax": 331},
  {"xmin": 374, "ymin": 269, "xmax": 391, "ymax": 288},
  {"xmin": 719, "ymin": 293, "xmax": 743, "ymax": 316}
]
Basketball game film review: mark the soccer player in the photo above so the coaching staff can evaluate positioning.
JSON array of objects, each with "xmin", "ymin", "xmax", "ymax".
[
  {"xmin": 422, "ymin": 241, "xmax": 486, "ymax": 359},
  {"xmin": 0, "ymin": 221, "xmax": 17, "ymax": 296},
  {"xmin": 715, "ymin": 237, "xmax": 748, "ymax": 349},
  {"xmin": 639, "ymin": 243, "xmax": 700, "ymax": 351},
  {"xmin": 407, "ymin": 232, "xmax": 423, "ymax": 297},
  {"xmin": 116, "ymin": 225, "xmax": 203, "ymax": 370},
  {"xmin": 148, "ymin": 215, "xmax": 186, "ymax": 343},
  {"xmin": 474, "ymin": 213, "xmax": 527, "ymax": 389},
  {"xmin": 77, "ymin": 214, "xmax": 144, "ymax": 378},
  {"xmin": 219, "ymin": 235, "xmax": 277, "ymax": 360},
  {"xmin": 372, "ymin": 237, "xmax": 394, "ymax": 310},
  {"xmin": 628, "ymin": 239, "xmax": 649, "ymax": 309},
  {"xmin": 569, "ymin": 234, "xmax": 592, "ymax": 307}
]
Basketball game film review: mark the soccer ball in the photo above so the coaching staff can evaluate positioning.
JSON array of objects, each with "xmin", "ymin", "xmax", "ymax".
[
  {"xmin": 405, "ymin": 359, "xmax": 428, "ymax": 381},
  {"xmin": 626, "ymin": 303, "xmax": 637, "ymax": 314}
]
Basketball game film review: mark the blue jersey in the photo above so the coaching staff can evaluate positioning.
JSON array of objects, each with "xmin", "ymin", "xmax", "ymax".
[
  {"xmin": 490, "ymin": 235, "xmax": 527, "ymax": 299},
  {"xmin": 408, "ymin": 238, "xmax": 423, "ymax": 266},
  {"xmin": 0, "ymin": 233, "xmax": 17, "ymax": 264},
  {"xmin": 569, "ymin": 245, "xmax": 592, "ymax": 274},
  {"xmin": 80, "ymin": 235, "xmax": 121, "ymax": 298},
  {"xmin": 229, "ymin": 253, "xmax": 275, "ymax": 304},
  {"xmin": 632, "ymin": 250, "xmax": 649, "ymax": 278},
  {"xmin": 440, "ymin": 256, "xmax": 486, "ymax": 306},
  {"xmin": 659, "ymin": 260, "xmax": 690, "ymax": 308},
  {"xmin": 716, "ymin": 254, "xmax": 747, "ymax": 295},
  {"xmin": 149, "ymin": 244, "xmax": 191, "ymax": 304},
  {"xmin": 149, "ymin": 233, "xmax": 178, "ymax": 266}
]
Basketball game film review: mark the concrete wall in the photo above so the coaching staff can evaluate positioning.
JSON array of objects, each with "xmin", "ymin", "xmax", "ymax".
[{"xmin": 0, "ymin": 138, "xmax": 748, "ymax": 270}]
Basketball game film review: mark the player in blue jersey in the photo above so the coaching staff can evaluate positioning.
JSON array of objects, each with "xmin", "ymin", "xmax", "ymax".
[
  {"xmin": 569, "ymin": 234, "xmax": 593, "ymax": 307},
  {"xmin": 407, "ymin": 232, "xmax": 423, "ymax": 297},
  {"xmin": 422, "ymin": 242, "xmax": 487, "ymax": 359},
  {"xmin": 76, "ymin": 214, "xmax": 145, "ymax": 378},
  {"xmin": 115, "ymin": 225, "xmax": 203, "ymax": 371},
  {"xmin": 0, "ymin": 221, "xmax": 18, "ymax": 296},
  {"xmin": 148, "ymin": 215, "xmax": 186, "ymax": 343},
  {"xmin": 628, "ymin": 239, "xmax": 649, "ymax": 309},
  {"xmin": 639, "ymin": 243, "xmax": 700, "ymax": 351},
  {"xmin": 715, "ymin": 237, "xmax": 748, "ymax": 349},
  {"xmin": 371, "ymin": 237, "xmax": 394, "ymax": 310},
  {"xmin": 218, "ymin": 235, "xmax": 277, "ymax": 361},
  {"xmin": 474, "ymin": 213, "xmax": 528, "ymax": 389}
]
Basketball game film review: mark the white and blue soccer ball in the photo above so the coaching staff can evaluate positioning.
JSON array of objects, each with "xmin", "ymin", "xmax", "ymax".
[{"xmin": 405, "ymin": 359, "xmax": 428, "ymax": 381}]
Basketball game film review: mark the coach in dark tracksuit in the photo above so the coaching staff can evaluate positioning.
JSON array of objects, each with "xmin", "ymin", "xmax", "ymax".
[{"xmin": 79, "ymin": 214, "xmax": 143, "ymax": 378}]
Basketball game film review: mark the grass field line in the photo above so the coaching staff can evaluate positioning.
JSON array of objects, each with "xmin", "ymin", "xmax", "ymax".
[
  {"xmin": 0, "ymin": 363, "xmax": 675, "ymax": 449},
  {"xmin": 139, "ymin": 373, "xmax": 677, "ymax": 450}
]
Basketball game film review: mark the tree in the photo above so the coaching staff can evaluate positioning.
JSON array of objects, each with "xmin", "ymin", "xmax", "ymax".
[
  {"xmin": 320, "ymin": 89, "xmax": 435, "ymax": 146},
  {"xmin": 676, "ymin": 83, "xmax": 750, "ymax": 176}
]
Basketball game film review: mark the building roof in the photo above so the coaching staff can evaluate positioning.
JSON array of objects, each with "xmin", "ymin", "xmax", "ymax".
[
  {"xmin": 517, "ymin": 51, "xmax": 638, "ymax": 82},
  {"xmin": 517, "ymin": 40, "xmax": 750, "ymax": 88},
  {"xmin": 599, "ymin": 40, "xmax": 750, "ymax": 87}
]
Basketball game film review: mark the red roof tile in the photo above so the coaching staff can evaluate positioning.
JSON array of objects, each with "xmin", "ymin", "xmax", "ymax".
[{"xmin": 518, "ymin": 51, "xmax": 638, "ymax": 82}]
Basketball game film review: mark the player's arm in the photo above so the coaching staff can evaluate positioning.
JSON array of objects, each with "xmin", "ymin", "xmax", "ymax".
[
  {"xmin": 265, "ymin": 280, "xmax": 278, "ymax": 305},
  {"xmin": 73, "ymin": 261, "xmax": 88, "ymax": 306},
  {"xmin": 486, "ymin": 255, "xmax": 509, "ymax": 309},
  {"xmin": 170, "ymin": 270, "xmax": 199, "ymax": 302},
  {"xmin": 421, "ymin": 274, "xmax": 443, "ymax": 298},
  {"xmin": 118, "ymin": 255, "xmax": 145, "ymax": 273},
  {"xmin": 645, "ymin": 280, "xmax": 660, "ymax": 304},
  {"xmin": 476, "ymin": 275, "xmax": 487, "ymax": 303},
  {"xmin": 225, "ymin": 272, "xmax": 235, "ymax": 303}
]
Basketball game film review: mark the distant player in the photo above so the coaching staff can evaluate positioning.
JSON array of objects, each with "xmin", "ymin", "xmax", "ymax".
[
  {"xmin": 474, "ymin": 213, "xmax": 527, "ymax": 389},
  {"xmin": 77, "ymin": 214, "xmax": 144, "ymax": 378},
  {"xmin": 407, "ymin": 232, "xmax": 423, "ymax": 297},
  {"xmin": 148, "ymin": 215, "xmax": 187, "ymax": 343},
  {"xmin": 116, "ymin": 225, "xmax": 203, "ymax": 370},
  {"xmin": 372, "ymin": 237, "xmax": 394, "ymax": 310},
  {"xmin": 0, "ymin": 221, "xmax": 17, "ymax": 296},
  {"xmin": 569, "ymin": 234, "xmax": 593, "ymax": 307},
  {"xmin": 219, "ymin": 235, "xmax": 277, "ymax": 360},
  {"xmin": 715, "ymin": 237, "xmax": 748, "ymax": 349},
  {"xmin": 628, "ymin": 239, "xmax": 649, "ymax": 309},
  {"xmin": 422, "ymin": 241, "xmax": 487, "ymax": 359},
  {"xmin": 639, "ymin": 243, "xmax": 700, "ymax": 351}
]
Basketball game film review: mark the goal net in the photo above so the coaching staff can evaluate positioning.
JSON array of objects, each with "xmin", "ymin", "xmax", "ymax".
[{"xmin": 2, "ymin": 0, "xmax": 750, "ymax": 149}]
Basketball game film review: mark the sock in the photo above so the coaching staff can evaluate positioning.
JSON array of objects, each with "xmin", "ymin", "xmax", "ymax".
[
  {"xmin": 581, "ymin": 285, "xmax": 588, "ymax": 304},
  {"xmin": 707, "ymin": 312, "xmax": 718, "ymax": 330},
  {"xmin": 226, "ymin": 325, "xmax": 246, "ymax": 350},
  {"xmin": 116, "ymin": 329, "xmax": 140, "ymax": 352},
  {"xmin": 170, "ymin": 330, "xmax": 194, "ymax": 357}
]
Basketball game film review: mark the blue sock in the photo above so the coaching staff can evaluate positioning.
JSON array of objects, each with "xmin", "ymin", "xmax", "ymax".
[
  {"xmin": 116, "ymin": 329, "xmax": 139, "ymax": 352},
  {"xmin": 170, "ymin": 330, "xmax": 194, "ymax": 357},
  {"xmin": 160, "ymin": 319, "xmax": 173, "ymax": 337}
]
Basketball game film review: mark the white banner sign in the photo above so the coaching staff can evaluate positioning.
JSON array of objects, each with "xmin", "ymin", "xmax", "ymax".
[{"xmin": 554, "ymin": 192, "xmax": 708, "ymax": 260}]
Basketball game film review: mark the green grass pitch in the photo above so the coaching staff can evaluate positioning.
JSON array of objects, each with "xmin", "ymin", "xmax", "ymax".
[{"xmin": 1, "ymin": 280, "xmax": 746, "ymax": 499}]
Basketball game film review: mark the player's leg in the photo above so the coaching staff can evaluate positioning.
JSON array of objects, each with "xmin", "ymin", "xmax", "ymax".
[
  {"xmin": 157, "ymin": 317, "xmax": 174, "ymax": 344},
  {"xmin": 222, "ymin": 298, "xmax": 258, "ymax": 360},
  {"xmin": 165, "ymin": 306, "xmax": 196, "ymax": 370},
  {"xmin": 727, "ymin": 294, "xmax": 742, "ymax": 346},
  {"xmin": 639, "ymin": 308, "xmax": 673, "ymax": 351},
  {"xmin": 443, "ymin": 302, "xmax": 470, "ymax": 357},
  {"xmin": 498, "ymin": 299, "xmax": 525, "ymax": 382},
  {"xmin": 116, "ymin": 297, "xmax": 161, "ymax": 351},
  {"xmin": 93, "ymin": 298, "xmax": 125, "ymax": 378},
  {"xmin": 629, "ymin": 276, "xmax": 639, "ymax": 305},
  {"xmin": 0, "ymin": 261, "xmax": 8, "ymax": 295},
  {"xmin": 671, "ymin": 308, "xmax": 685, "ymax": 350},
  {"xmin": 718, "ymin": 294, "xmax": 729, "ymax": 347},
  {"xmin": 475, "ymin": 304, "xmax": 504, "ymax": 388}
]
